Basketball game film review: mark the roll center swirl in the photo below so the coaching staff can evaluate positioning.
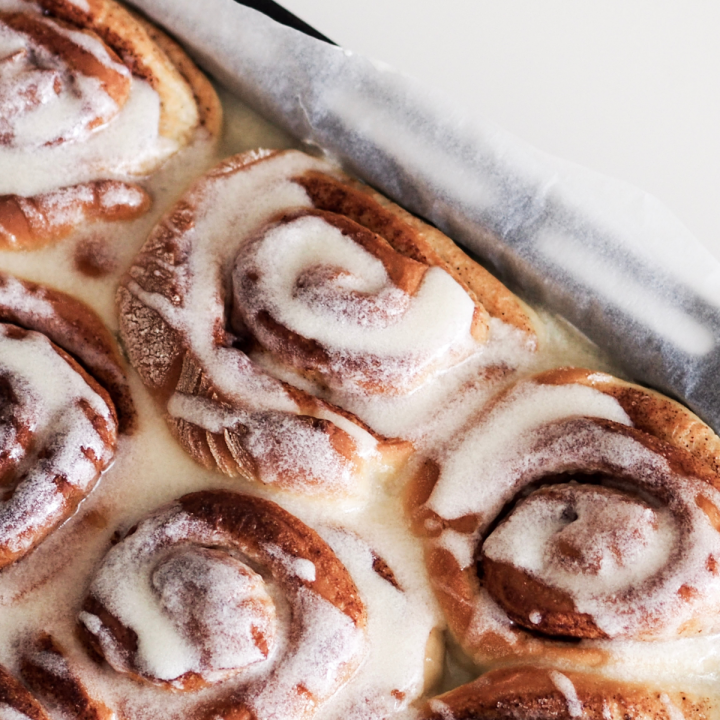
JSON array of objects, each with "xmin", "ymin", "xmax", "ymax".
[
  {"xmin": 151, "ymin": 546, "xmax": 278, "ymax": 677},
  {"xmin": 481, "ymin": 483, "xmax": 679, "ymax": 638},
  {"xmin": 233, "ymin": 209, "xmax": 480, "ymax": 395}
]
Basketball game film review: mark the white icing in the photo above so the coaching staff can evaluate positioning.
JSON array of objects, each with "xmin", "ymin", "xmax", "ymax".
[
  {"xmin": 266, "ymin": 544, "xmax": 316, "ymax": 582},
  {"xmin": 661, "ymin": 693, "xmax": 687, "ymax": 720},
  {"xmin": 65, "ymin": 0, "xmax": 90, "ymax": 10},
  {"xmin": 483, "ymin": 486, "xmax": 676, "ymax": 598},
  {"xmin": 2, "ymin": 79, "xmax": 166, "ymax": 196},
  {"xmin": 0, "ymin": 64, "xmax": 715, "ymax": 720},
  {"xmin": 478, "ymin": 421, "xmax": 720, "ymax": 639},
  {"xmin": 427, "ymin": 381, "xmax": 631, "ymax": 520},
  {"xmin": 314, "ymin": 526, "xmax": 441, "ymax": 720},
  {"xmin": 437, "ymin": 529, "xmax": 476, "ymax": 570},
  {"xmin": 235, "ymin": 214, "xmax": 478, "ymax": 393},
  {"xmin": 549, "ymin": 671, "xmax": 583, "ymax": 718},
  {"xmin": 127, "ymin": 151, "xmax": 388, "ymax": 494},
  {"xmin": 82, "ymin": 500, "xmax": 367, "ymax": 709},
  {"xmin": 0, "ymin": 275, "xmax": 53, "ymax": 318},
  {"xmin": 0, "ymin": 705, "xmax": 33, "ymax": 720},
  {"xmin": 0, "ymin": 326, "xmax": 114, "ymax": 554}
]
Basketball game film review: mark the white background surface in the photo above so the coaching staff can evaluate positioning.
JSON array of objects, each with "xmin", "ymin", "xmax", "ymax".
[{"xmin": 281, "ymin": 0, "xmax": 720, "ymax": 260}]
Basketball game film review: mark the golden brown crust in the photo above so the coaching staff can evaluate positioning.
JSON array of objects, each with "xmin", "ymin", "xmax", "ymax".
[
  {"xmin": 0, "ymin": 664, "xmax": 51, "ymax": 720},
  {"xmin": 534, "ymin": 367, "xmax": 720, "ymax": 483},
  {"xmin": 0, "ymin": 324, "xmax": 118, "ymax": 569},
  {"xmin": 0, "ymin": 636, "xmax": 112, "ymax": 720},
  {"xmin": 128, "ymin": 10, "xmax": 223, "ymax": 140},
  {"xmin": 178, "ymin": 491, "xmax": 366, "ymax": 627},
  {"xmin": 0, "ymin": 272, "xmax": 134, "ymax": 432},
  {"xmin": 0, "ymin": 182, "xmax": 152, "ymax": 251},
  {"xmin": 118, "ymin": 148, "xmax": 416, "ymax": 496},
  {"xmin": 421, "ymin": 666, "xmax": 711, "ymax": 720},
  {"xmin": 236, "ymin": 206, "xmax": 489, "ymax": 393},
  {"xmin": 37, "ymin": 0, "xmax": 221, "ymax": 145}
]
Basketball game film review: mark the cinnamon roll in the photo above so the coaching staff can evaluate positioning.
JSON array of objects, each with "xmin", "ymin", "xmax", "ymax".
[
  {"xmin": 0, "ymin": 271, "xmax": 128, "ymax": 568},
  {"xmin": 421, "ymin": 666, "xmax": 711, "ymax": 720},
  {"xmin": 408, "ymin": 367, "xmax": 720, "ymax": 668},
  {"xmin": 78, "ymin": 490, "xmax": 367, "ymax": 719},
  {"xmin": 118, "ymin": 148, "xmax": 536, "ymax": 495},
  {"xmin": 0, "ymin": 0, "xmax": 221, "ymax": 249}
]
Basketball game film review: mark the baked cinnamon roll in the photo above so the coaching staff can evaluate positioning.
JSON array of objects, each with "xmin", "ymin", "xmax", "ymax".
[
  {"xmin": 0, "ymin": 272, "xmax": 129, "ymax": 568},
  {"xmin": 408, "ymin": 367, "xmax": 720, "ymax": 669},
  {"xmin": 78, "ymin": 490, "xmax": 368, "ymax": 719},
  {"xmin": 421, "ymin": 666, "xmax": 711, "ymax": 720},
  {"xmin": 0, "ymin": 0, "xmax": 221, "ymax": 249},
  {"xmin": 118, "ymin": 148, "xmax": 536, "ymax": 495}
]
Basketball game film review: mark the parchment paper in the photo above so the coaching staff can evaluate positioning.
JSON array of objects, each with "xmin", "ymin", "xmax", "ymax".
[{"xmin": 128, "ymin": 0, "xmax": 720, "ymax": 430}]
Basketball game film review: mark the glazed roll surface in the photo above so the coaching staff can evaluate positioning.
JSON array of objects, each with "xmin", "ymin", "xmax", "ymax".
[
  {"xmin": 78, "ymin": 490, "xmax": 369, "ymax": 719},
  {"xmin": 118, "ymin": 148, "xmax": 538, "ymax": 497},
  {"xmin": 0, "ymin": 272, "xmax": 129, "ymax": 568},
  {"xmin": 409, "ymin": 367, "xmax": 720, "ymax": 671}
]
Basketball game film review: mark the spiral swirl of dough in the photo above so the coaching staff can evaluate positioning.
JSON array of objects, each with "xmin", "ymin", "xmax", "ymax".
[
  {"xmin": 409, "ymin": 367, "xmax": 720, "ymax": 666},
  {"xmin": 0, "ymin": 0, "xmax": 221, "ymax": 248},
  {"xmin": 0, "ymin": 322, "xmax": 117, "ymax": 568},
  {"xmin": 119, "ymin": 148, "xmax": 536, "ymax": 496},
  {"xmin": 78, "ymin": 490, "xmax": 368, "ymax": 719},
  {"xmin": 232, "ymin": 207, "xmax": 485, "ymax": 395}
]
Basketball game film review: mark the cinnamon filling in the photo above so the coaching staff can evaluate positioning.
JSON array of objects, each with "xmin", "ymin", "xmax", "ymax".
[{"xmin": 480, "ymin": 481, "xmax": 672, "ymax": 639}]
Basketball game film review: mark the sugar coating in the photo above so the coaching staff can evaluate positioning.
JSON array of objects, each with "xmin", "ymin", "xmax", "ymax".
[
  {"xmin": 427, "ymin": 382, "xmax": 632, "ymax": 520},
  {"xmin": 4, "ymin": 16, "xmax": 127, "ymax": 148},
  {"xmin": 166, "ymin": 392, "xmax": 359, "ymax": 492},
  {"xmin": 265, "ymin": 543, "xmax": 316, "ymax": 582},
  {"xmin": 483, "ymin": 485, "xmax": 676, "ymax": 597},
  {"xmin": 549, "ymin": 671, "xmax": 583, "ymax": 718},
  {"xmin": 235, "ymin": 214, "xmax": 478, "ymax": 393},
  {"xmin": 3, "ymin": 79, "xmax": 718, "ymax": 718},
  {"xmin": 313, "ymin": 526, "xmax": 441, "ymax": 719},
  {"xmin": 128, "ymin": 151, "xmax": 385, "ymax": 492},
  {"xmin": 0, "ymin": 275, "xmax": 53, "ymax": 319},
  {"xmin": 430, "ymin": 379, "xmax": 720, "ymax": 642}
]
